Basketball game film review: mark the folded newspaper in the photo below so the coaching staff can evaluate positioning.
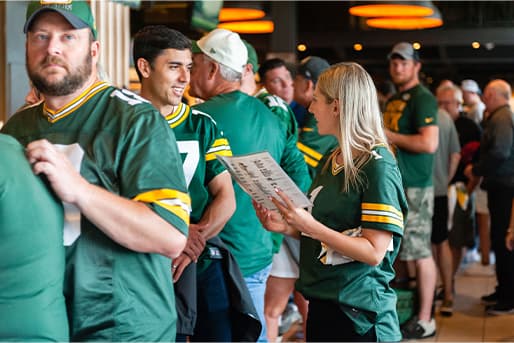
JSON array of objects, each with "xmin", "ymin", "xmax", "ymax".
[{"xmin": 216, "ymin": 151, "xmax": 312, "ymax": 211}]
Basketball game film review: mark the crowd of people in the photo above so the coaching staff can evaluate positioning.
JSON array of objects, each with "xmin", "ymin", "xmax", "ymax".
[{"xmin": 1, "ymin": 1, "xmax": 514, "ymax": 342}]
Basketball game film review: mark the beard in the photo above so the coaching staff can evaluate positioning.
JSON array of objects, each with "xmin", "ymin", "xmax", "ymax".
[{"xmin": 27, "ymin": 52, "xmax": 93, "ymax": 97}]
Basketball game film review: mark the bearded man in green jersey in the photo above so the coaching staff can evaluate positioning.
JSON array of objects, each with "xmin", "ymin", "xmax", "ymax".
[{"xmin": 2, "ymin": 2, "xmax": 190, "ymax": 341}]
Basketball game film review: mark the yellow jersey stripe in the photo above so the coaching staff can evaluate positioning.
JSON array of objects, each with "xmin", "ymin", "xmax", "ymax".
[
  {"xmin": 206, "ymin": 149, "xmax": 232, "ymax": 161},
  {"xmin": 362, "ymin": 202, "xmax": 403, "ymax": 218},
  {"xmin": 45, "ymin": 81, "xmax": 110, "ymax": 123},
  {"xmin": 303, "ymin": 154, "xmax": 319, "ymax": 168},
  {"xmin": 156, "ymin": 202, "xmax": 190, "ymax": 225},
  {"xmin": 361, "ymin": 214, "xmax": 403, "ymax": 229},
  {"xmin": 297, "ymin": 142, "xmax": 323, "ymax": 161},
  {"xmin": 212, "ymin": 138, "xmax": 230, "ymax": 148},
  {"xmin": 134, "ymin": 189, "xmax": 191, "ymax": 224},
  {"xmin": 134, "ymin": 189, "xmax": 191, "ymax": 206}
]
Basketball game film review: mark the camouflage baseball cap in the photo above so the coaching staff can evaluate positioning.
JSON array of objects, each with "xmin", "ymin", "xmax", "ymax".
[{"xmin": 24, "ymin": 1, "xmax": 97, "ymax": 40}]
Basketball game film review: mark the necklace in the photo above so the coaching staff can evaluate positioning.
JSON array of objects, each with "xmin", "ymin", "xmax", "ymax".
[{"xmin": 331, "ymin": 149, "xmax": 344, "ymax": 175}]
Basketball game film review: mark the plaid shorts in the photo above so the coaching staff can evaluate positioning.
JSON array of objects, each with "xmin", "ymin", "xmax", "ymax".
[{"xmin": 399, "ymin": 187, "xmax": 434, "ymax": 261}]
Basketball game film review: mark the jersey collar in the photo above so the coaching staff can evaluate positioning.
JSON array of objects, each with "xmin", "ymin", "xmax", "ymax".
[
  {"xmin": 43, "ymin": 81, "xmax": 110, "ymax": 123},
  {"xmin": 164, "ymin": 102, "xmax": 190, "ymax": 129}
]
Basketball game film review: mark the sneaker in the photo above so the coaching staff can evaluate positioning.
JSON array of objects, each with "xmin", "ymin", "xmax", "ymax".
[
  {"xmin": 401, "ymin": 316, "xmax": 436, "ymax": 340},
  {"xmin": 486, "ymin": 302, "xmax": 514, "ymax": 315},
  {"xmin": 440, "ymin": 300, "xmax": 453, "ymax": 317},
  {"xmin": 481, "ymin": 291, "xmax": 498, "ymax": 306},
  {"xmin": 278, "ymin": 302, "xmax": 302, "ymax": 336}
]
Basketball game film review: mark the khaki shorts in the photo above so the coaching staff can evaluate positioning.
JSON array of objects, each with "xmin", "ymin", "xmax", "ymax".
[
  {"xmin": 270, "ymin": 237, "xmax": 300, "ymax": 278},
  {"xmin": 399, "ymin": 187, "xmax": 434, "ymax": 261}
]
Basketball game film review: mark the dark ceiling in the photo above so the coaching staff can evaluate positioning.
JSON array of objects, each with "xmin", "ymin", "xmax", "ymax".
[
  {"xmin": 292, "ymin": 1, "xmax": 514, "ymax": 91},
  {"xmin": 131, "ymin": 1, "xmax": 514, "ymax": 92}
]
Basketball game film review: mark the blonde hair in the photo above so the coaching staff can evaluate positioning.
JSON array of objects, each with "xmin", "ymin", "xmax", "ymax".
[{"xmin": 318, "ymin": 62, "xmax": 389, "ymax": 192}]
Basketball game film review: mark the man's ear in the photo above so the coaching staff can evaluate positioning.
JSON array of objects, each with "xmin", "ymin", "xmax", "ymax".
[
  {"xmin": 414, "ymin": 61, "xmax": 422, "ymax": 74},
  {"xmin": 90, "ymin": 40, "xmax": 100, "ymax": 63},
  {"xmin": 308, "ymin": 80, "xmax": 316, "ymax": 92},
  {"xmin": 136, "ymin": 58, "xmax": 151, "ymax": 79},
  {"xmin": 208, "ymin": 60, "xmax": 219, "ymax": 80},
  {"xmin": 242, "ymin": 63, "xmax": 254, "ymax": 79}
]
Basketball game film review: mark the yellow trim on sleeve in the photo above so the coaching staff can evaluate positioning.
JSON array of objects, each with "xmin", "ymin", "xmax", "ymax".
[
  {"xmin": 134, "ymin": 189, "xmax": 191, "ymax": 225},
  {"xmin": 206, "ymin": 149, "xmax": 232, "ymax": 161},
  {"xmin": 212, "ymin": 138, "xmax": 230, "ymax": 148},
  {"xmin": 362, "ymin": 202, "xmax": 403, "ymax": 218},
  {"xmin": 361, "ymin": 215, "xmax": 403, "ymax": 229},
  {"xmin": 303, "ymin": 155, "xmax": 318, "ymax": 168},
  {"xmin": 297, "ymin": 142, "xmax": 323, "ymax": 161}
]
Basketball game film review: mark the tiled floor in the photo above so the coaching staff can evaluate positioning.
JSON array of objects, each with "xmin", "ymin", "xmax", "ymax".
[
  {"xmin": 281, "ymin": 260, "xmax": 514, "ymax": 342},
  {"xmin": 429, "ymin": 262, "xmax": 514, "ymax": 343}
]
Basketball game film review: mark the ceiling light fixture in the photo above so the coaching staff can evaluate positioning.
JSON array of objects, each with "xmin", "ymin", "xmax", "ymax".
[
  {"xmin": 218, "ymin": 8, "xmax": 266, "ymax": 22},
  {"xmin": 366, "ymin": 6, "xmax": 443, "ymax": 30},
  {"xmin": 366, "ymin": 16, "xmax": 442, "ymax": 30},
  {"xmin": 218, "ymin": 20, "xmax": 274, "ymax": 34},
  {"xmin": 349, "ymin": 1, "xmax": 434, "ymax": 17}
]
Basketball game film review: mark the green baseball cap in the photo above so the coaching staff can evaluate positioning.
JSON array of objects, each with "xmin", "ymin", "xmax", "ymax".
[
  {"xmin": 24, "ymin": 1, "xmax": 97, "ymax": 40},
  {"xmin": 243, "ymin": 40, "xmax": 258, "ymax": 73}
]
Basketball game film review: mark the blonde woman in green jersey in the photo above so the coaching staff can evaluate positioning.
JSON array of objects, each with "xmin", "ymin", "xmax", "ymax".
[{"xmin": 254, "ymin": 62, "xmax": 407, "ymax": 342}]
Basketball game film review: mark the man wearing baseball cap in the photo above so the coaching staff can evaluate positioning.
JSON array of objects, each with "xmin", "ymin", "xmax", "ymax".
[
  {"xmin": 294, "ymin": 56, "xmax": 338, "ymax": 178},
  {"xmin": 383, "ymin": 42, "xmax": 439, "ymax": 339},
  {"xmin": 241, "ymin": 40, "xmax": 311, "ymax": 342},
  {"xmin": 461, "ymin": 79, "xmax": 485, "ymax": 124},
  {"xmin": 189, "ymin": 28, "xmax": 292, "ymax": 342},
  {"xmin": 3, "ymin": 1, "xmax": 191, "ymax": 341}
]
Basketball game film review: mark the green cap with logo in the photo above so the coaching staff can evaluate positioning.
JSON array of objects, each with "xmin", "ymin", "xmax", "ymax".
[{"xmin": 24, "ymin": 1, "xmax": 97, "ymax": 40}]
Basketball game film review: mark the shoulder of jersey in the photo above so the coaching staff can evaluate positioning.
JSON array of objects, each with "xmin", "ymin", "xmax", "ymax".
[
  {"xmin": 109, "ymin": 87, "xmax": 153, "ymax": 107},
  {"xmin": 369, "ymin": 145, "xmax": 397, "ymax": 166},
  {"xmin": 191, "ymin": 107, "xmax": 218, "ymax": 125}
]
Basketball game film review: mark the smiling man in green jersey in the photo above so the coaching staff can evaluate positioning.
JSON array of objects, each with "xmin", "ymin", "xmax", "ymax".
[{"xmin": 133, "ymin": 25, "xmax": 262, "ymax": 342}]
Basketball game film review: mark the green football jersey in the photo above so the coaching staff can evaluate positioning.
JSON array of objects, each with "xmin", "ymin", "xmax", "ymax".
[
  {"xmin": 296, "ymin": 145, "xmax": 407, "ymax": 341},
  {"xmin": 194, "ymin": 90, "xmax": 290, "ymax": 276},
  {"xmin": 255, "ymin": 89, "xmax": 311, "ymax": 252},
  {"xmin": 166, "ymin": 102, "xmax": 232, "ymax": 275},
  {"xmin": 383, "ymin": 84, "xmax": 438, "ymax": 187},
  {"xmin": 165, "ymin": 102, "xmax": 231, "ymax": 223},
  {"xmin": 297, "ymin": 112, "xmax": 339, "ymax": 178},
  {"xmin": 2, "ymin": 81, "xmax": 190, "ymax": 342},
  {"xmin": 0, "ymin": 134, "xmax": 67, "ymax": 342}
]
